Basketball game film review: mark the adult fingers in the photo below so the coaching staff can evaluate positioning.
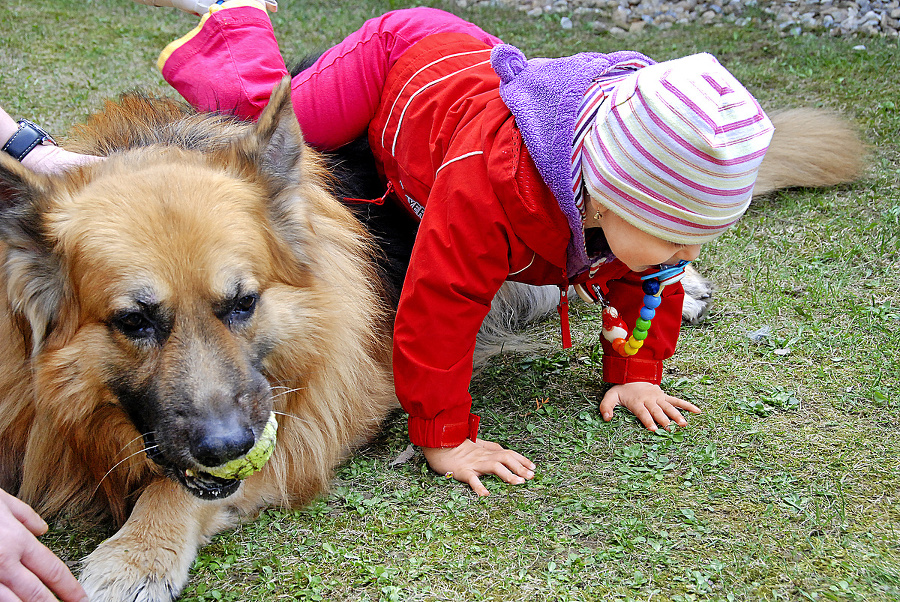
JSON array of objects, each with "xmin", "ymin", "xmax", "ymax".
[
  {"xmin": 2, "ymin": 494, "xmax": 47, "ymax": 537},
  {"xmin": 0, "ymin": 565, "xmax": 59, "ymax": 602},
  {"xmin": 20, "ymin": 541, "xmax": 87, "ymax": 602},
  {"xmin": 0, "ymin": 582, "xmax": 17, "ymax": 602}
]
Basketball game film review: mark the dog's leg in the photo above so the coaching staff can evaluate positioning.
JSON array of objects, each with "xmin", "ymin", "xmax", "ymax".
[
  {"xmin": 80, "ymin": 478, "xmax": 238, "ymax": 602},
  {"xmin": 680, "ymin": 265, "xmax": 714, "ymax": 325}
]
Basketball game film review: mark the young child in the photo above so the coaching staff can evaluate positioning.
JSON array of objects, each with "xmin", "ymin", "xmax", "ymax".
[{"xmin": 140, "ymin": 2, "xmax": 774, "ymax": 495}]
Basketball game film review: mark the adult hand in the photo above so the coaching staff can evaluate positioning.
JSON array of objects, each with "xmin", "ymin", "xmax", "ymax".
[
  {"xmin": 423, "ymin": 438, "xmax": 535, "ymax": 497},
  {"xmin": 600, "ymin": 381, "xmax": 700, "ymax": 432},
  {"xmin": 0, "ymin": 487, "xmax": 88, "ymax": 602},
  {"xmin": 20, "ymin": 145, "xmax": 102, "ymax": 176}
]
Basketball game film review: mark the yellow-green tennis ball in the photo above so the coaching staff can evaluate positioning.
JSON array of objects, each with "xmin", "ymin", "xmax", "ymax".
[{"xmin": 201, "ymin": 412, "xmax": 278, "ymax": 480}]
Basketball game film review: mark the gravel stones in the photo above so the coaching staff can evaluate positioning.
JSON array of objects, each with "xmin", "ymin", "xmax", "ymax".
[{"xmin": 456, "ymin": 0, "xmax": 900, "ymax": 37}]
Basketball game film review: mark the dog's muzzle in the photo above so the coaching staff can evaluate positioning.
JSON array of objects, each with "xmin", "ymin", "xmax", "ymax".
[
  {"xmin": 175, "ymin": 468, "xmax": 242, "ymax": 500},
  {"xmin": 142, "ymin": 432, "xmax": 243, "ymax": 500}
]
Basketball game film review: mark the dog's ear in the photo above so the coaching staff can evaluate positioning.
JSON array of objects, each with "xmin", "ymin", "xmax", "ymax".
[
  {"xmin": 0, "ymin": 155, "xmax": 69, "ymax": 351},
  {"xmin": 228, "ymin": 76, "xmax": 305, "ymax": 194}
]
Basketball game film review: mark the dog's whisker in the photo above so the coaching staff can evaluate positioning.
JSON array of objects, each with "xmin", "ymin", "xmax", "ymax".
[
  {"xmin": 91, "ymin": 445, "xmax": 159, "ymax": 500},
  {"xmin": 113, "ymin": 432, "xmax": 155, "ymax": 460},
  {"xmin": 271, "ymin": 386, "xmax": 306, "ymax": 400},
  {"xmin": 272, "ymin": 410, "xmax": 313, "ymax": 426}
]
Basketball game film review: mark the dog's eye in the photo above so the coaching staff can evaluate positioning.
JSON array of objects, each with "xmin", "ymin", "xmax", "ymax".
[
  {"xmin": 114, "ymin": 312, "xmax": 155, "ymax": 339},
  {"xmin": 228, "ymin": 294, "xmax": 258, "ymax": 324}
]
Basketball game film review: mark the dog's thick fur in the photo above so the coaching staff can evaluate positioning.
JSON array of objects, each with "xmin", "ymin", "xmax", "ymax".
[
  {"xmin": 0, "ymin": 80, "xmax": 398, "ymax": 600},
  {"xmin": 0, "ymin": 76, "xmax": 864, "ymax": 600}
]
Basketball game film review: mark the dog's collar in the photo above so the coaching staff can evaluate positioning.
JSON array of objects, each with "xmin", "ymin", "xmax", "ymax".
[{"xmin": 2, "ymin": 119, "xmax": 57, "ymax": 162}]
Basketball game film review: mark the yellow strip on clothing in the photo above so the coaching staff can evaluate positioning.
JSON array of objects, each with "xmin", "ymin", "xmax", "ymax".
[{"xmin": 157, "ymin": 0, "xmax": 267, "ymax": 72}]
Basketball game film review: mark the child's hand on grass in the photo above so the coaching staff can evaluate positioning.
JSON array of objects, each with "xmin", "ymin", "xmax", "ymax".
[
  {"xmin": 422, "ymin": 439, "xmax": 535, "ymax": 496},
  {"xmin": 600, "ymin": 382, "xmax": 700, "ymax": 432}
]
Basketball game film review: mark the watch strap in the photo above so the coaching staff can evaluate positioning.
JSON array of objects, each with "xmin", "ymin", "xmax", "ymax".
[{"xmin": 2, "ymin": 119, "xmax": 57, "ymax": 162}]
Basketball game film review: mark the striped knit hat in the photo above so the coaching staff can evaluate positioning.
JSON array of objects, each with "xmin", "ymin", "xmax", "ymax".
[{"xmin": 581, "ymin": 53, "xmax": 774, "ymax": 244}]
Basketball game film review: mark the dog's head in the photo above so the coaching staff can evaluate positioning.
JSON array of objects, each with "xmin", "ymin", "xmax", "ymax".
[{"xmin": 0, "ymin": 80, "xmax": 368, "ymax": 501}]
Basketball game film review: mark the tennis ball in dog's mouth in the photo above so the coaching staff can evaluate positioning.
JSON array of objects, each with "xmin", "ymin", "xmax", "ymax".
[{"xmin": 196, "ymin": 412, "xmax": 278, "ymax": 480}]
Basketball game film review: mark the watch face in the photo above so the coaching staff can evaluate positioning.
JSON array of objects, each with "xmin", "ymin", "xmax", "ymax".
[
  {"xmin": 19, "ymin": 119, "xmax": 56, "ymax": 146},
  {"xmin": 2, "ymin": 119, "xmax": 58, "ymax": 161}
]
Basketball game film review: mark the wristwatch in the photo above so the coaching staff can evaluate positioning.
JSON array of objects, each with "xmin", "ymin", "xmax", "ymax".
[{"xmin": 1, "ymin": 119, "xmax": 57, "ymax": 162}]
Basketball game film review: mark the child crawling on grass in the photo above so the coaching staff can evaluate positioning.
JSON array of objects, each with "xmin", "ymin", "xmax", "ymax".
[{"xmin": 136, "ymin": 0, "xmax": 775, "ymax": 495}]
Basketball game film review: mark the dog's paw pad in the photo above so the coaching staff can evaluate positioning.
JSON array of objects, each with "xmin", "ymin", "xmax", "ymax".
[{"xmin": 80, "ymin": 533, "xmax": 190, "ymax": 602}]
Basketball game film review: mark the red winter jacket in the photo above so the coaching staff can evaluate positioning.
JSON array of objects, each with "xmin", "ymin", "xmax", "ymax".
[{"xmin": 368, "ymin": 33, "xmax": 685, "ymax": 448}]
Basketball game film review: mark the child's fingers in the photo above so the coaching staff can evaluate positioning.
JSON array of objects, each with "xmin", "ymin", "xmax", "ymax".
[
  {"xmin": 476, "ymin": 439, "xmax": 505, "ymax": 452},
  {"xmin": 486, "ymin": 463, "xmax": 525, "ymax": 486},
  {"xmin": 662, "ymin": 404, "xmax": 687, "ymax": 426},
  {"xmin": 669, "ymin": 396, "xmax": 701, "ymax": 414},
  {"xmin": 507, "ymin": 450, "xmax": 536, "ymax": 474},
  {"xmin": 629, "ymin": 404, "xmax": 660, "ymax": 432},
  {"xmin": 598, "ymin": 392, "xmax": 621, "ymax": 421},
  {"xmin": 475, "ymin": 440, "xmax": 535, "ymax": 474},
  {"xmin": 644, "ymin": 402, "xmax": 675, "ymax": 429},
  {"xmin": 480, "ymin": 453, "xmax": 534, "ymax": 484},
  {"xmin": 513, "ymin": 461, "xmax": 536, "ymax": 480},
  {"xmin": 658, "ymin": 397, "xmax": 700, "ymax": 427},
  {"xmin": 465, "ymin": 474, "xmax": 491, "ymax": 497}
]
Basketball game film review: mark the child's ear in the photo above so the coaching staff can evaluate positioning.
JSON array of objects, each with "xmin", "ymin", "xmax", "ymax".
[
  {"xmin": 584, "ymin": 195, "xmax": 609, "ymax": 229},
  {"xmin": 594, "ymin": 202, "xmax": 610, "ymax": 218}
]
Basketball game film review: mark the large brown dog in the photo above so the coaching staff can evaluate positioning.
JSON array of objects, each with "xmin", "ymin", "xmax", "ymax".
[
  {"xmin": 0, "ymin": 79, "xmax": 399, "ymax": 600},
  {"xmin": 0, "ymin": 77, "xmax": 864, "ymax": 600}
]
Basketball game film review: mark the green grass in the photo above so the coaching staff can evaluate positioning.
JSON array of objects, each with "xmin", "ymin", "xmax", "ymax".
[{"xmin": 3, "ymin": 1, "xmax": 899, "ymax": 600}]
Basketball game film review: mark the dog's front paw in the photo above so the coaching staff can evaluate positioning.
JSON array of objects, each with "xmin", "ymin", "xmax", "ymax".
[
  {"xmin": 80, "ymin": 530, "xmax": 191, "ymax": 602},
  {"xmin": 78, "ymin": 479, "xmax": 208, "ymax": 602},
  {"xmin": 680, "ymin": 265, "xmax": 714, "ymax": 325}
]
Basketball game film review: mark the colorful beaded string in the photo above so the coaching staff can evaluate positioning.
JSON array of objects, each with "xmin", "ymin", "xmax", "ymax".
[{"xmin": 601, "ymin": 260, "xmax": 691, "ymax": 357}]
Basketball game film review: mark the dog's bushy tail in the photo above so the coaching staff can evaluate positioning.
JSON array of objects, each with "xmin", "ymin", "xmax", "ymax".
[
  {"xmin": 476, "ymin": 109, "xmax": 866, "ymax": 364},
  {"xmin": 753, "ymin": 108, "xmax": 866, "ymax": 196},
  {"xmin": 475, "ymin": 282, "xmax": 560, "ymax": 367}
]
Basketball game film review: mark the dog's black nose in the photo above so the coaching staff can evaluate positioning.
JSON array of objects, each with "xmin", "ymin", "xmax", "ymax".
[{"xmin": 190, "ymin": 417, "xmax": 255, "ymax": 467}]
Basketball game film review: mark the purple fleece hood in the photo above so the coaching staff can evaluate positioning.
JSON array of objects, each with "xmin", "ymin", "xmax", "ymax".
[{"xmin": 491, "ymin": 44, "xmax": 653, "ymax": 278}]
